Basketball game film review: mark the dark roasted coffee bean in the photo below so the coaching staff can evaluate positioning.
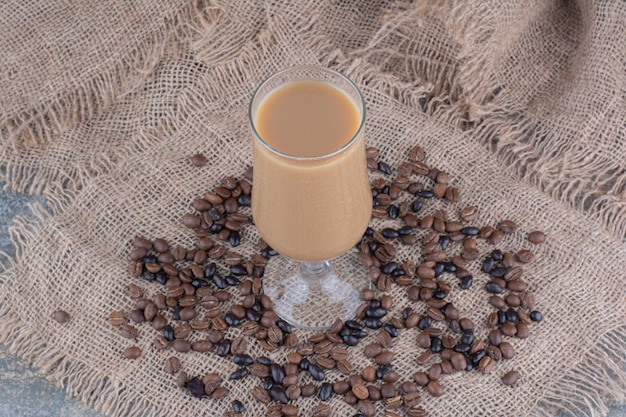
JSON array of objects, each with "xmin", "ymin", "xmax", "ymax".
[
  {"xmin": 461, "ymin": 330, "xmax": 474, "ymax": 346},
  {"xmin": 364, "ymin": 318, "xmax": 382, "ymax": 329},
  {"xmin": 387, "ymin": 205, "xmax": 399, "ymax": 219},
  {"xmin": 490, "ymin": 267, "xmax": 507, "ymax": 278},
  {"xmin": 383, "ymin": 324, "xmax": 398, "ymax": 338},
  {"xmin": 376, "ymin": 364, "xmax": 393, "ymax": 379},
  {"xmin": 319, "ymin": 382, "xmax": 332, "ymax": 401},
  {"xmin": 530, "ymin": 310, "xmax": 543, "ymax": 322},
  {"xmin": 309, "ymin": 364, "xmax": 325, "ymax": 381},
  {"xmin": 229, "ymin": 231, "xmax": 241, "ymax": 247},
  {"xmin": 417, "ymin": 316, "xmax": 432, "ymax": 330},
  {"xmin": 417, "ymin": 190, "xmax": 434, "ymax": 198},
  {"xmin": 237, "ymin": 194, "xmax": 251, "ymax": 207},
  {"xmin": 430, "ymin": 336, "xmax": 443, "ymax": 353},
  {"xmin": 262, "ymin": 377, "xmax": 274, "ymax": 390},
  {"xmin": 506, "ymin": 308, "xmax": 518, "ymax": 323},
  {"xmin": 345, "ymin": 320, "xmax": 363, "ymax": 330},
  {"xmin": 224, "ymin": 313, "xmax": 241, "ymax": 327},
  {"xmin": 497, "ymin": 310, "xmax": 507, "ymax": 324},
  {"xmin": 275, "ymin": 319, "xmax": 292, "ymax": 334},
  {"xmin": 229, "ymin": 264, "xmax": 247, "ymax": 276},
  {"xmin": 459, "ymin": 275, "xmax": 473, "ymax": 289},
  {"xmin": 351, "ymin": 329, "xmax": 368, "ymax": 339},
  {"xmin": 162, "ymin": 325, "xmax": 174, "ymax": 342},
  {"xmin": 486, "ymin": 281, "xmax": 503, "ymax": 294},
  {"xmin": 454, "ymin": 343, "xmax": 470, "ymax": 353},
  {"xmin": 461, "ymin": 226, "xmax": 479, "ymax": 236},
  {"xmin": 378, "ymin": 161, "xmax": 392, "ymax": 175},
  {"xmin": 232, "ymin": 400, "xmax": 245, "ymax": 413},
  {"xmin": 216, "ymin": 339, "xmax": 231, "ymax": 357},
  {"xmin": 230, "ymin": 367, "xmax": 249, "ymax": 380},
  {"xmin": 381, "ymin": 227, "xmax": 400, "ymax": 237},
  {"xmin": 233, "ymin": 354, "xmax": 254, "ymax": 366},
  {"xmin": 269, "ymin": 386, "xmax": 289, "ymax": 404},
  {"xmin": 367, "ymin": 306, "xmax": 388, "ymax": 319},
  {"xmin": 212, "ymin": 274, "xmax": 226, "ymax": 289},
  {"xmin": 270, "ymin": 363, "xmax": 285, "ymax": 384},
  {"xmin": 482, "ymin": 257, "xmax": 495, "ymax": 273}
]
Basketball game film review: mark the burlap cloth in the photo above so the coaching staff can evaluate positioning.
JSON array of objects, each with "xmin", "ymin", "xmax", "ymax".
[{"xmin": 0, "ymin": 1, "xmax": 624, "ymax": 416}]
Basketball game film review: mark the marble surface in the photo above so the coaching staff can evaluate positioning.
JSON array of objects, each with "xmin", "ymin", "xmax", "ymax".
[{"xmin": 0, "ymin": 184, "xmax": 623, "ymax": 416}]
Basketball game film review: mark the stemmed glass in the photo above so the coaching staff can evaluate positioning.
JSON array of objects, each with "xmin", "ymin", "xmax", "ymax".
[{"xmin": 249, "ymin": 66, "xmax": 371, "ymax": 330}]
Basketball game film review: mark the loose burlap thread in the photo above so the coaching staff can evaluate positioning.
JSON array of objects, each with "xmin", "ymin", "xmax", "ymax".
[{"xmin": 0, "ymin": 1, "xmax": 624, "ymax": 416}]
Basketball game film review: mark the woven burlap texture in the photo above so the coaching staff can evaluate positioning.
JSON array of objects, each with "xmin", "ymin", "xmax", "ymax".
[{"xmin": 0, "ymin": 1, "xmax": 624, "ymax": 416}]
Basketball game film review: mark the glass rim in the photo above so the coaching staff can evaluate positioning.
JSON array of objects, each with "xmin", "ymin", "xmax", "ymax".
[{"xmin": 248, "ymin": 65, "xmax": 366, "ymax": 161}]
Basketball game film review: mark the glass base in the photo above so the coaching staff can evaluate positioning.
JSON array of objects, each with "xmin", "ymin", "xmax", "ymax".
[{"xmin": 262, "ymin": 251, "xmax": 369, "ymax": 331}]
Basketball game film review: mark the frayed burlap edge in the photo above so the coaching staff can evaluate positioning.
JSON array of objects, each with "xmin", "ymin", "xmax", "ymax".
[{"xmin": 0, "ymin": 2, "xmax": 199, "ymax": 197}]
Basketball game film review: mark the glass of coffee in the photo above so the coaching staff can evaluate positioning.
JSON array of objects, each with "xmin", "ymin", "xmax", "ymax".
[{"xmin": 249, "ymin": 66, "xmax": 372, "ymax": 330}]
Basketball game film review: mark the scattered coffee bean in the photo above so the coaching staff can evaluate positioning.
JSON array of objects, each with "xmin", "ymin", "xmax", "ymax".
[
  {"xmin": 190, "ymin": 153, "xmax": 208, "ymax": 167},
  {"xmin": 502, "ymin": 370, "xmax": 519, "ymax": 386},
  {"xmin": 52, "ymin": 310, "xmax": 70, "ymax": 323}
]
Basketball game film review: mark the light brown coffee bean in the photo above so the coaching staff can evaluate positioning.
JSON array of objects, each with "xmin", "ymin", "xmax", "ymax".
[
  {"xmin": 332, "ymin": 380, "xmax": 350, "ymax": 395},
  {"xmin": 427, "ymin": 380, "xmax": 444, "ymax": 397},
  {"xmin": 415, "ymin": 348, "xmax": 433, "ymax": 364},
  {"xmin": 286, "ymin": 384, "xmax": 301, "ymax": 401},
  {"xmin": 489, "ymin": 295, "xmax": 506, "ymax": 309},
  {"xmin": 210, "ymin": 386, "xmax": 229, "ymax": 399},
  {"xmin": 364, "ymin": 343, "xmax": 383, "ymax": 358},
  {"xmin": 192, "ymin": 339, "xmax": 212, "ymax": 353},
  {"xmin": 520, "ymin": 291, "xmax": 536, "ymax": 310},
  {"xmin": 502, "ymin": 370, "xmax": 519, "ymax": 386},
  {"xmin": 516, "ymin": 322, "xmax": 530, "ymax": 338},
  {"xmin": 479, "ymin": 356, "xmax": 496, "ymax": 374},
  {"xmin": 413, "ymin": 371, "xmax": 429, "ymax": 387},
  {"xmin": 176, "ymin": 371, "xmax": 188, "ymax": 388},
  {"xmin": 375, "ymin": 350, "xmax": 395, "ymax": 365},
  {"xmin": 252, "ymin": 385, "xmax": 270, "ymax": 404},
  {"xmin": 250, "ymin": 363, "xmax": 270, "ymax": 378},
  {"xmin": 122, "ymin": 346, "xmax": 141, "ymax": 359},
  {"xmin": 108, "ymin": 311, "xmax": 125, "ymax": 326},
  {"xmin": 507, "ymin": 279, "xmax": 528, "ymax": 292},
  {"xmin": 451, "ymin": 353, "xmax": 467, "ymax": 371},
  {"xmin": 499, "ymin": 220, "xmax": 518, "ymax": 234},
  {"xmin": 352, "ymin": 383, "xmax": 369, "ymax": 400},
  {"xmin": 528, "ymin": 230, "xmax": 546, "ymax": 244},
  {"xmin": 316, "ymin": 356, "xmax": 336, "ymax": 370},
  {"xmin": 190, "ymin": 153, "xmax": 208, "ymax": 167},
  {"xmin": 500, "ymin": 342, "xmax": 515, "ymax": 359},
  {"xmin": 301, "ymin": 383, "xmax": 317, "ymax": 397},
  {"xmin": 489, "ymin": 229, "xmax": 505, "ymax": 245},
  {"xmin": 516, "ymin": 249, "xmax": 535, "ymax": 263},
  {"xmin": 173, "ymin": 339, "xmax": 191, "ymax": 353},
  {"xmin": 119, "ymin": 324, "xmax": 138, "ymax": 339},
  {"xmin": 428, "ymin": 364, "xmax": 442, "ymax": 380},
  {"xmin": 52, "ymin": 310, "xmax": 70, "ymax": 324},
  {"xmin": 408, "ymin": 145, "xmax": 425, "ymax": 162},
  {"xmin": 313, "ymin": 403, "xmax": 331, "ymax": 417},
  {"xmin": 164, "ymin": 356, "xmax": 181, "ymax": 374},
  {"xmin": 357, "ymin": 399, "xmax": 376, "ymax": 417}
]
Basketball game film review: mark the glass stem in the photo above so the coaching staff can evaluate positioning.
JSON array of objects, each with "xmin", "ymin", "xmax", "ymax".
[{"xmin": 300, "ymin": 261, "xmax": 331, "ymax": 281}]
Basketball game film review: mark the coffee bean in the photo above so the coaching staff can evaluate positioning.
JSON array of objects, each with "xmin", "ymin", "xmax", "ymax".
[
  {"xmin": 451, "ymin": 352, "xmax": 467, "ymax": 370},
  {"xmin": 164, "ymin": 356, "xmax": 181, "ymax": 374},
  {"xmin": 252, "ymin": 385, "xmax": 270, "ymax": 404},
  {"xmin": 173, "ymin": 339, "xmax": 191, "ymax": 353},
  {"xmin": 499, "ymin": 342, "xmax": 515, "ymax": 359},
  {"xmin": 485, "ymin": 281, "xmax": 503, "ymax": 294},
  {"xmin": 231, "ymin": 400, "xmax": 245, "ymax": 414},
  {"xmin": 190, "ymin": 153, "xmax": 208, "ymax": 167},
  {"xmin": 517, "ymin": 249, "xmax": 534, "ymax": 263},
  {"xmin": 192, "ymin": 339, "xmax": 212, "ymax": 353},
  {"xmin": 122, "ymin": 346, "xmax": 141, "ymax": 359},
  {"xmin": 269, "ymin": 386, "xmax": 289, "ymax": 404},
  {"xmin": 313, "ymin": 403, "xmax": 331, "ymax": 417},
  {"xmin": 357, "ymin": 399, "xmax": 376, "ymax": 417},
  {"xmin": 378, "ymin": 161, "xmax": 392, "ymax": 175},
  {"xmin": 530, "ymin": 310, "xmax": 543, "ymax": 322},
  {"xmin": 52, "ymin": 310, "xmax": 70, "ymax": 323},
  {"xmin": 526, "ymin": 230, "xmax": 546, "ymax": 244},
  {"xmin": 318, "ymin": 382, "xmax": 332, "ymax": 401},
  {"xmin": 502, "ymin": 370, "xmax": 519, "ymax": 386},
  {"xmin": 426, "ymin": 380, "xmax": 444, "ymax": 397},
  {"xmin": 301, "ymin": 383, "xmax": 317, "ymax": 397},
  {"xmin": 459, "ymin": 275, "xmax": 473, "ymax": 289},
  {"xmin": 309, "ymin": 363, "xmax": 325, "ymax": 381},
  {"xmin": 229, "ymin": 367, "xmax": 249, "ymax": 380}
]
